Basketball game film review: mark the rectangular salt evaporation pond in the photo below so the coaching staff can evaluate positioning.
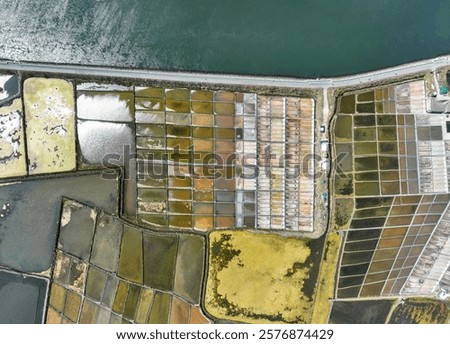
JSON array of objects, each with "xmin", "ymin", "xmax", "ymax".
[
  {"xmin": 77, "ymin": 92, "xmax": 134, "ymax": 122},
  {"xmin": 77, "ymin": 120, "xmax": 134, "ymax": 165},
  {"xmin": 24, "ymin": 78, "xmax": 76, "ymax": 174},
  {"xmin": 0, "ymin": 98, "xmax": 27, "ymax": 178},
  {"xmin": 77, "ymin": 120, "xmax": 136, "ymax": 217},
  {"xmin": 0, "ymin": 74, "xmax": 20, "ymax": 105},
  {"xmin": 0, "ymin": 270, "xmax": 48, "ymax": 323}
]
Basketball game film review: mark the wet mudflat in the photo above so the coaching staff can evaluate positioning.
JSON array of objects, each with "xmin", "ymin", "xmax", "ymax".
[
  {"xmin": 0, "ymin": 270, "xmax": 48, "ymax": 323},
  {"xmin": 0, "ymin": 171, "xmax": 119, "ymax": 273},
  {"xmin": 329, "ymin": 300, "xmax": 394, "ymax": 324}
]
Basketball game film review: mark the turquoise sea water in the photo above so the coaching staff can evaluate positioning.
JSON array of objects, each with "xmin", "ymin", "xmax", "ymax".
[{"xmin": 1, "ymin": 0, "xmax": 450, "ymax": 77}]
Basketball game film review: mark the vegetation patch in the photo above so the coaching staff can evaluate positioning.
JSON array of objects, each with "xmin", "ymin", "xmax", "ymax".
[
  {"xmin": 388, "ymin": 298, "xmax": 450, "ymax": 324},
  {"xmin": 205, "ymin": 230, "xmax": 313, "ymax": 323},
  {"xmin": 311, "ymin": 232, "xmax": 341, "ymax": 323},
  {"xmin": 333, "ymin": 198, "xmax": 354, "ymax": 229}
]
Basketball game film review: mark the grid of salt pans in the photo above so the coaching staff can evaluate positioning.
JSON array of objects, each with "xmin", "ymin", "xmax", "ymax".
[{"xmin": 256, "ymin": 96, "xmax": 315, "ymax": 231}]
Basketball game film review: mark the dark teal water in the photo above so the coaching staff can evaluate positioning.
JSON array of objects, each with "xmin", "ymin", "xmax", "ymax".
[{"xmin": 1, "ymin": 0, "xmax": 450, "ymax": 77}]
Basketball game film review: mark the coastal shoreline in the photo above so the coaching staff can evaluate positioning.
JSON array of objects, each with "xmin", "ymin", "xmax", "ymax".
[{"xmin": 0, "ymin": 55, "xmax": 449, "ymax": 91}]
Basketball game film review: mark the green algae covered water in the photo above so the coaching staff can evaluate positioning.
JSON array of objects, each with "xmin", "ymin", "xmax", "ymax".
[{"xmin": 1, "ymin": 0, "xmax": 450, "ymax": 77}]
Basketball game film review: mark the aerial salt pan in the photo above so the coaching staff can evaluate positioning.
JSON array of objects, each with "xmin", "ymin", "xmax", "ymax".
[
  {"xmin": 332, "ymin": 79, "xmax": 450, "ymax": 300},
  {"xmin": 0, "ymin": 77, "xmax": 77, "ymax": 177},
  {"xmin": 0, "ymin": 98, "xmax": 26, "ymax": 178},
  {"xmin": 24, "ymin": 78, "xmax": 76, "ymax": 174},
  {"xmin": 1, "ymin": 78, "xmax": 317, "ymax": 232},
  {"xmin": 132, "ymin": 88, "xmax": 315, "ymax": 232}
]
